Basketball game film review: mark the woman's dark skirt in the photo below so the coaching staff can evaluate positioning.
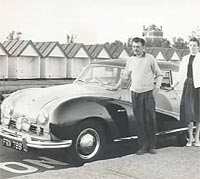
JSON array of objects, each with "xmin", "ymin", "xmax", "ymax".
[{"xmin": 180, "ymin": 78, "xmax": 200, "ymax": 124}]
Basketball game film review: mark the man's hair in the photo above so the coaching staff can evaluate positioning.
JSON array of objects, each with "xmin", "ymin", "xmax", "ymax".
[
  {"xmin": 189, "ymin": 37, "xmax": 200, "ymax": 46},
  {"xmin": 132, "ymin": 37, "xmax": 146, "ymax": 46}
]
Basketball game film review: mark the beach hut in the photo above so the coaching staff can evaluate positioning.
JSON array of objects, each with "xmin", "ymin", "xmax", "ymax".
[
  {"xmin": 176, "ymin": 49, "xmax": 189, "ymax": 62},
  {"xmin": 85, "ymin": 44, "xmax": 111, "ymax": 61},
  {"xmin": 0, "ymin": 43, "xmax": 9, "ymax": 79},
  {"xmin": 2, "ymin": 40, "xmax": 41, "ymax": 79},
  {"xmin": 34, "ymin": 42, "xmax": 66, "ymax": 78},
  {"xmin": 166, "ymin": 48, "xmax": 180, "ymax": 64},
  {"xmin": 155, "ymin": 49, "xmax": 166, "ymax": 61},
  {"xmin": 61, "ymin": 43, "xmax": 90, "ymax": 78},
  {"xmin": 106, "ymin": 45, "xmax": 130, "ymax": 59}
]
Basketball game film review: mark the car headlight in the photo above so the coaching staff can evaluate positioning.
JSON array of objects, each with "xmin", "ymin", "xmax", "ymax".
[
  {"xmin": 16, "ymin": 117, "xmax": 31, "ymax": 131},
  {"xmin": 2, "ymin": 117, "xmax": 10, "ymax": 126},
  {"xmin": 2, "ymin": 101, "xmax": 14, "ymax": 117},
  {"xmin": 37, "ymin": 111, "xmax": 49, "ymax": 125},
  {"xmin": 22, "ymin": 118, "xmax": 31, "ymax": 131}
]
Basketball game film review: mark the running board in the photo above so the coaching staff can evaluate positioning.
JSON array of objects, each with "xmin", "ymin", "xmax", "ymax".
[{"xmin": 114, "ymin": 127, "xmax": 191, "ymax": 142}]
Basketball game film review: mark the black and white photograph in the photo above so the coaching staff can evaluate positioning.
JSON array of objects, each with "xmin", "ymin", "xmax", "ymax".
[{"xmin": 0, "ymin": 0, "xmax": 200, "ymax": 178}]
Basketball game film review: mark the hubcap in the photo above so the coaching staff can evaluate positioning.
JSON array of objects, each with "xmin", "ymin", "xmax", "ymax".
[{"xmin": 76, "ymin": 128, "xmax": 100, "ymax": 159}]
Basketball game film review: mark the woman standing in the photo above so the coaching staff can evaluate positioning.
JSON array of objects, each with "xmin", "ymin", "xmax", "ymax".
[{"xmin": 173, "ymin": 37, "xmax": 200, "ymax": 147}]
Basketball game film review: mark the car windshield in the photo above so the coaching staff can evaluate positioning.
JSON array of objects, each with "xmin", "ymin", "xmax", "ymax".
[{"xmin": 76, "ymin": 64, "xmax": 125, "ymax": 87}]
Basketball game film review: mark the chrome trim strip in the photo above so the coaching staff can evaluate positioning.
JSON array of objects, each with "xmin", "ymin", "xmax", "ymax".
[
  {"xmin": 156, "ymin": 127, "xmax": 189, "ymax": 135},
  {"xmin": 114, "ymin": 127, "xmax": 189, "ymax": 142},
  {"xmin": 114, "ymin": 136, "xmax": 138, "ymax": 142}
]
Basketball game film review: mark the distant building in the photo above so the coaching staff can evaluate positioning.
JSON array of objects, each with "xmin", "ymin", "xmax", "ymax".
[
  {"xmin": 142, "ymin": 24, "xmax": 168, "ymax": 48},
  {"xmin": 143, "ymin": 24, "xmax": 163, "ymax": 38}
]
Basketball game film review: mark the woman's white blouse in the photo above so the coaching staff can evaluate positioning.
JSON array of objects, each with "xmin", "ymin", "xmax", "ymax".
[{"xmin": 176, "ymin": 52, "xmax": 200, "ymax": 88}]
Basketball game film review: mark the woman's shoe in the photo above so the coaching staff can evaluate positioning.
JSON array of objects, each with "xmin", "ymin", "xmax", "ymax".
[
  {"xmin": 186, "ymin": 142, "xmax": 193, "ymax": 147},
  {"xmin": 194, "ymin": 142, "xmax": 200, "ymax": 147}
]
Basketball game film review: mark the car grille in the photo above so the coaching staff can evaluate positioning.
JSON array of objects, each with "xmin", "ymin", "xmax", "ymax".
[
  {"xmin": 8, "ymin": 119, "xmax": 44, "ymax": 135},
  {"xmin": 9, "ymin": 120, "xmax": 16, "ymax": 128}
]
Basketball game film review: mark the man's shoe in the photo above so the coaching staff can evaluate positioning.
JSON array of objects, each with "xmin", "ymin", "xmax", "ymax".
[
  {"xmin": 149, "ymin": 149, "xmax": 157, "ymax": 154},
  {"xmin": 136, "ymin": 149, "xmax": 146, "ymax": 155}
]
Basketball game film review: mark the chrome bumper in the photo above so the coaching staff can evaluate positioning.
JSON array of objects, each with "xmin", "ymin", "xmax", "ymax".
[{"xmin": 0, "ymin": 128, "xmax": 72, "ymax": 151}]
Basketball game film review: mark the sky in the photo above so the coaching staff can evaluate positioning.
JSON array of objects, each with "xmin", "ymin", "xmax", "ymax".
[{"xmin": 0, "ymin": 0, "xmax": 200, "ymax": 44}]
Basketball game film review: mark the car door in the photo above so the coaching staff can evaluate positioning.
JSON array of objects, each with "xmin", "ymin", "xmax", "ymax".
[{"xmin": 155, "ymin": 70, "xmax": 179, "ymax": 119}]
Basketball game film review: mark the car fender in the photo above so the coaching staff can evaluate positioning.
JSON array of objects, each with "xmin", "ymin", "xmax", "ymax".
[{"xmin": 49, "ymin": 96, "xmax": 134, "ymax": 140}]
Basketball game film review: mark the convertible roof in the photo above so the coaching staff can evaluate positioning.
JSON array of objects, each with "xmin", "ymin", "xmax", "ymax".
[
  {"xmin": 92, "ymin": 59, "xmax": 179, "ymax": 72},
  {"xmin": 158, "ymin": 61, "xmax": 179, "ymax": 72},
  {"xmin": 92, "ymin": 59, "xmax": 127, "ymax": 67}
]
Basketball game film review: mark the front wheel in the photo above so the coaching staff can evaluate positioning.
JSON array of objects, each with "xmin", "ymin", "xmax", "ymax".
[{"xmin": 69, "ymin": 121, "xmax": 106, "ymax": 164}]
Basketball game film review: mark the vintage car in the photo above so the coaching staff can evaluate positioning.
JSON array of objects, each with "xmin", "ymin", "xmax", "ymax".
[{"xmin": 0, "ymin": 59, "xmax": 187, "ymax": 163}]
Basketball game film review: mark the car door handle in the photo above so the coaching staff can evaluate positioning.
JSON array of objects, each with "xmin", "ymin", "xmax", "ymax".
[{"xmin": 117, "ymin": 109, "xmax": 126, "ymax": 113}]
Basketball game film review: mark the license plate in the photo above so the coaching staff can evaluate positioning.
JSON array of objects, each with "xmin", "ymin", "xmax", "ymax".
[{"xmin": 2, "ymin": 137, "xmax": 23, "ymax": 151}]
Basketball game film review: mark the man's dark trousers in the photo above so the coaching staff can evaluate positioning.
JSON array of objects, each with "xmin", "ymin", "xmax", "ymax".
[{"xmin": 131, "ymin": 90, "xmax": 156, "ymax": 151}]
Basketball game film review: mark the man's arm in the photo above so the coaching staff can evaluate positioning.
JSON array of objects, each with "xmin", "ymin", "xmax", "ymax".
[
  {"xmin": 151, "ymin": 58, "xmax": 163, "ymax": 96},
  {"xmin": 114, "ymin": 75, "xmax": 130, "ymax": 89},
  {"xmin": 107, "ymin": 59, "xmax": 130, "ymax": 91},
  {"xmin": 152, "ymin": 57, "xmax": 163, "ymax": 89}
]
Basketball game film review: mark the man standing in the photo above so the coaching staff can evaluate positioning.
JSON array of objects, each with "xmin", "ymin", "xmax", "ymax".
[{"xmin": 109, "ymin": 37, "xmax": 163, "ymax": 155}]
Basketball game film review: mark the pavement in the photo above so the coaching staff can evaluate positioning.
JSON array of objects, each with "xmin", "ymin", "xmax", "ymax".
[{"xmin": 10, "ymin": 146, "xmax": 200, "ymax": 179}]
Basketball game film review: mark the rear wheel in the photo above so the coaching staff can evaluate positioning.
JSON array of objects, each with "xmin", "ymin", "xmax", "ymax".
[{"xmin": 69, "ymin": 120, "xmax": 106, "ymax": 164}]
